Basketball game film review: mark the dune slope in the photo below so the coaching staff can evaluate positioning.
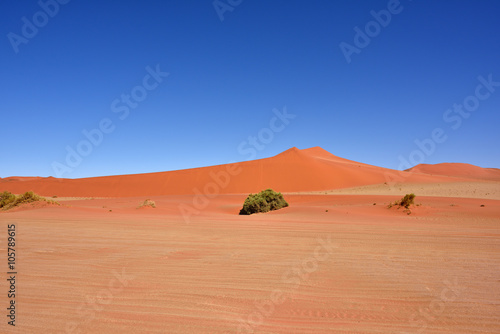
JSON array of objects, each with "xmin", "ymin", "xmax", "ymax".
[
  {"xmin": 0, "ymin": 147, "xmax": 491, "ymax": 197},
  {"xmin": 407, "ymin": 162, "xmax": 500, "ymax": 181}
]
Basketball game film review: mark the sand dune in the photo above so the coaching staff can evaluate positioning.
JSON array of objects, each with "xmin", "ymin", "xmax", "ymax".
[
  {"xmin": 0, "ymin": 147, "xmax": 482, "ymax": 198},
  {"xmin": 407, "ymin": 162, "xmax": 500, "ymax": 181}
]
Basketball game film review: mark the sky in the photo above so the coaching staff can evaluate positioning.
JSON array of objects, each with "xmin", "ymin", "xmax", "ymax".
[{"xmin": 2, "ymin": 0, "xmax": 500, "ymax": 178}]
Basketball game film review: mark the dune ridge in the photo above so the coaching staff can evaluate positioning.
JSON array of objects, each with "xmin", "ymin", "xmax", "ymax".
[
  {"xmin": 407, "ymin": 162, "xmax": 500, "ymax": 181},
  {"xmin": 0, "ymin": 147, "xmax": 496, "ymax": 197}
]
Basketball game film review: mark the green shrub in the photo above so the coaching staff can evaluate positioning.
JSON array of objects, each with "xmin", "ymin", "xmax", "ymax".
[
  {"xmin": 0, "ymin": 191, "xmax": 16, "ymax": 209},
  {"xmin": 387, "ymin": 193, "xmax": 416, "ymax": 215},
  {"xmin": 0, "ymin": 191, "xmax": 59, "ymax": 211},
  {"xmin": 388, "ymin": 193, "xmax": 415, "ymax": 209},
  {"xmin": 400, "ymin": 193, "xmax": 415, "ymax": 208},
  {"xmin": 15, "ymin": 191, "xmax": 42, "ymax": 205},
  {"xmin": 239, "ymin": 189, "xmax": 288, "ymax": 215}
]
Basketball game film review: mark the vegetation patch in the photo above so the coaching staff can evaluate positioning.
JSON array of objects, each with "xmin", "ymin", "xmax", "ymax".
[
  {"xmin": 0, "ymin": 191, "xmax": 16, "ymax": 209},
  {"xmin": 239, "ymin": 189, "xmax": 288, "ymax": 215},
  {"xmin": 138, "ymin": 199, "xmax": 156, "ymax": 209},
  {"xmin": 387, "ymin": 193, "xmax": 416, "ymax": 215},
  {"xmin": 0, "ymin": 191, "xmax": 60, "ymax": 211}
]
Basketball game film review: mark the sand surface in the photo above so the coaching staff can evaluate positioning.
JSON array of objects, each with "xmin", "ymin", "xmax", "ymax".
[
  {"xmin": 323, "ymin": 181, "xmax": 500, "ymax": 200},
  {"xmin": 1, "ymin": 147, "xmax": 499, "ymax": 333}
]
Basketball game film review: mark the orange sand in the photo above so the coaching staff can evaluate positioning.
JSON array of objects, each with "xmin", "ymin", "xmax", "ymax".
[
  {"xmin": 0, "ymin": 147, "xmax": 499, "ymax": 333},
  {"xmin": 0, "ymin": 147, "xmax": 477, "ymax": 198}
]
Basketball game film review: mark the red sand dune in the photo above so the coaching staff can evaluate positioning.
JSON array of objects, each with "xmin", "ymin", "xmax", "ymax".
[
  {"xmin": 407, "ymin": 162, "xmax": 500, "ymax": 181},
  {"xmin": 0, "ymin": 147, "xmax": 491, "ymax": 198}
]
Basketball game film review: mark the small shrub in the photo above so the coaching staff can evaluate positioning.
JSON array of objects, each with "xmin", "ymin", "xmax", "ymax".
[
  {"xmin": 399, "ymin": 193, "xmax": 415, "ymax": 209},
  {"xmin": 239, "ymin": 189, "xmax": 288, "ymax": 215},
  {"xmin": 16, "ymin": 191, "xmax": 41, "ymax": 204},
  {"xmin": 139, "ymin": 199, "xmax": 156, "ymax": 208},
  {"xmin": 387, "ymin": 193, "xmax": 416, "ymax": 213},
  {"xmin": 0, "ymin": 191, "xmax": 16, "ymax": 209}
]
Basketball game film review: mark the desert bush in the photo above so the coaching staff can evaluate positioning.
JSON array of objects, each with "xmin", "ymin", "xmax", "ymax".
[
  {"xmin": 387, "ymin": 193, "xmax": 416, "ymax": 215},
  {"xmin": 0, "ymin": 191, "xmax": 16, "ymax": 209},
  {"xmin": 139, "ymin": 199, "xmax": 156, "ymax": 208},
  {"xmin": 0, "ymin": 191, "xmax": 59, "ymax": 210},
  {"xmin": 400, "ymin": 193, "xmax": 415, "ymax": 208},
  {"xmin": 239, "ymin": 189, "xmax": 288, "ymax": 215},
  {"xmin": 15, "ymin": 191, "xmax": 43, "ymax": 204},
  {"xmin": 388, "ymin": 193, "xmax": 415, "ymax": 209}
]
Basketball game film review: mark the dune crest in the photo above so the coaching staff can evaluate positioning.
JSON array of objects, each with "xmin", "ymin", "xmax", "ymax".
[{"xmin": 0, "ymin": 147, "xmax": 496, "ymax": 197}]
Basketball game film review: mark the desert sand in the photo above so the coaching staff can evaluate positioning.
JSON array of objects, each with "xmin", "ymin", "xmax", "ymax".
[{"xmin": 1, "ymin": 147, "xmax": 499, "ymax": 334}]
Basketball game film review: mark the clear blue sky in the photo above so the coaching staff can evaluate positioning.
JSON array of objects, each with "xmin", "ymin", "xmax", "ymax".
[{"xmin": 2, "ymin": 0, "xmax": 500, "ymax": 178}]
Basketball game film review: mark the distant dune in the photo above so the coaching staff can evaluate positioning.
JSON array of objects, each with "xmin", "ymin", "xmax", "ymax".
[
  {"xmin": 0, "ymin": 147, "xmax": 496, "ymax": 197},
  {"xmin": 407, "ymin": 162, "xmax": 500, "ymax": 181}
]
